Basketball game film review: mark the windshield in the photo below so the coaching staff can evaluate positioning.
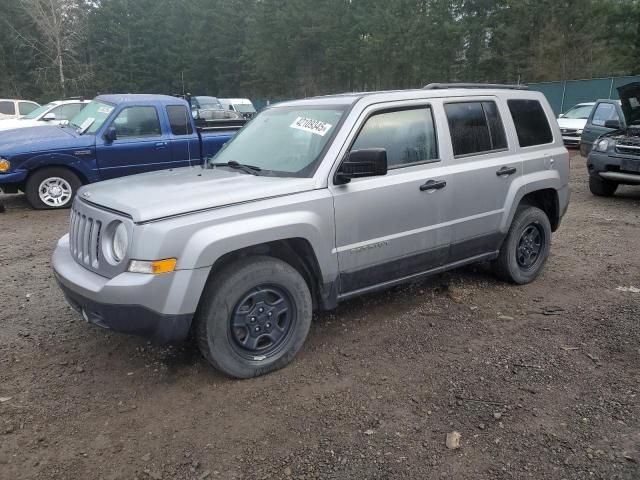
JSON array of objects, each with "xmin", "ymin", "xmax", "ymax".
[
  {"xmin": 68, "ymin": 100, "xmax": 114, "ymax": 134},
  {"xmin": 24, "ymin": 103, "xmax": 55, "ymax": 120},
  {"xmin": 196, "ymin": 96, "xmax": 223, "ymax": 110},
  {"xmin": 210, "ymin": 106, "xmax": 346, "ymax": 177},
  {"xmin": 563, "ymin": 105, "xmax": 593, "ymax": 119},
  {"xmin": 234, "ymin": 103, "xmax": 257, "ymax": 114}
]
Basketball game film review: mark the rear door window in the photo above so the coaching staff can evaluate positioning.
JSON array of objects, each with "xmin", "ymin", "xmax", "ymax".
[
  {"xmin": 166, "ymin": 105, "xmax": 194, "ymax": 135},
  {"xmin": 507, "ymin": 99, "xmax": 553, "ymax": 147},
  {"xmin": 445, "ymin": 101, "xmax": 507, "ymax": 156},
  {"xmin": 0, "ymin": 101, "xmax": 15, "ymax": 115},
  {"xmin": 351, "ymin": 107, "xmax": 438, "ymax": 168},
  {"xmin": 590, "ymin": 103, "xmax": 619, "ymax": 127}
]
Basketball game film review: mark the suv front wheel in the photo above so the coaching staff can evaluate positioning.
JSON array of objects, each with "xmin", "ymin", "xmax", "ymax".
[
  {"xmin": 589, "ymin": 175, "xmax": 618, "ymax": 197},
  {"xmin": 493, "ymin": 206, "xmax": 552, "ymax": 284},
  {"xmin": 195, "ymin": 256, "xmax": 313, "ymax": 379}
]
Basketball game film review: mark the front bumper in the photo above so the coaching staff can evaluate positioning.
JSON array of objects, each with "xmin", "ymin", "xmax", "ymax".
[
  {"xmin": 0, "ymin": 170, "xmax": 28, "ymax": 192},
  {"xmin": 52, "ymin": 235, "xmax": 206, "ymax": 343},
  {"xmin": 561, "ymin": 135, "xmax": 581, "ymax": 146},
  {"xmin": 587, "ymin": 151, "xmax": 640, "ymax": 185}
]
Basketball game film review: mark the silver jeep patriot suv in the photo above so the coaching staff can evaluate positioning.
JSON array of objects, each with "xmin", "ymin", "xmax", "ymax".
[{"xmin": 53, "ymin": 84, "xmax": 570, "ymax": 378}]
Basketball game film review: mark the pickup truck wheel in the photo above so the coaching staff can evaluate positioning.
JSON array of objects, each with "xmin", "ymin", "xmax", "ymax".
[
  {"xmin": 195, "ymin": 256, "xmax": 312, "ymax": 379},
  {"xmin": 493, "ymin": 205, "xmax": 551, "ymax": 285},
  {"xmin": 25, "ymin": 167, "xmax": 81, "ymax": 209},
  {"xmin": 588, "ymin": 175, "xmax": 618, "ymax": 197}
]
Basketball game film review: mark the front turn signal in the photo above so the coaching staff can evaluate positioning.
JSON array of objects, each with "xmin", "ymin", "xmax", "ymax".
[
  {"xmin": 0, "ymin": 159, "xmax": 10, "ymax": 172},
  {"xmin": 128, "ymin": 258, "xmax": 177, "ymax": 275}
]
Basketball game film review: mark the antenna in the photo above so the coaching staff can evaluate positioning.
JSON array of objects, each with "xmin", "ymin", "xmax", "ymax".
[{"xmin": 184, "ymin": 96, "xmax": 192, "ymax": 168}]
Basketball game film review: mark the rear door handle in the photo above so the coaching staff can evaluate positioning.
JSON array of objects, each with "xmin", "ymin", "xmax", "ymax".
[
  {"xmin": 496, "ymin": 166, "xmax": 517, "ymax": 177},
  {"xmin": 420, "ymin": 179, "xmax": 447, "ymax": 192},
  {"xmin": 155, "ymin": 142, "xmax": 167, "ymax": 149}
]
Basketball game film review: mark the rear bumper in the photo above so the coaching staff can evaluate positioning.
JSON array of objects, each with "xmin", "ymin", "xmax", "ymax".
[{"xmin": 52, "ymin": 235, "xmax": 198, "ymax": 343}]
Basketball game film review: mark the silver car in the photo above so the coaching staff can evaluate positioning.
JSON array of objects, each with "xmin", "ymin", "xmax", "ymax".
[{"xmin": 53, "ymin": 84, "xmax": 570, "ymax": 378}]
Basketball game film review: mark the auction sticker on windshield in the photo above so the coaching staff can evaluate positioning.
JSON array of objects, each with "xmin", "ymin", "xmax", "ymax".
[
  {"xmin": 79, "ymin": 117, "xmax": 95, "ymax": 132},
  {"xmin": 98, "ymin": 106, "xmax": 114, "ymax": 114},
  {"xmin": 290, "ymin": 117, "xmax": 333, "ymax": 136}
]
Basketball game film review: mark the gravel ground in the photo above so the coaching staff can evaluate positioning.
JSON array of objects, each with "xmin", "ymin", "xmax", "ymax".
[{"xmin": 0, "ymin": 152, "xmax": 638, "ymax": 480}]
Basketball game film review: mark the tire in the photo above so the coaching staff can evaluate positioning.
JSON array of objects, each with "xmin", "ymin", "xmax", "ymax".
[
  {"xmin": 25, "ymin": 167, "xmax": 81, "ymax": 209},
  {"xmin": 493, "ymin": 205, "xmax": 552, "ymax": 285},
  {"xmin": 589, "ymin": 175, "xmax": 618, "ymax": 197},
  {"xmin": 195, "ymin": 256, "xmax": 313, "ymax": 379}
]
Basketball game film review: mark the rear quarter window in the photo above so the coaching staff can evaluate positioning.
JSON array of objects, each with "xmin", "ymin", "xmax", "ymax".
[{"xmin": 507, "ymin": 99, "xmax": 553, "ymax": 147}]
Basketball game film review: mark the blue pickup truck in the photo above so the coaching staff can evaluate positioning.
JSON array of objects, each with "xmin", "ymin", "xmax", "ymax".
[{"xmin": 0, "ymin": 94, "xmax": 242, "ymax": 209}]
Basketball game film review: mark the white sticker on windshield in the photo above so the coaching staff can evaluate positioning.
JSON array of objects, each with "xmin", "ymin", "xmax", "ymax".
[
  {"xmin": 97, "ymin": 106, "xmax": 114, "ymax": 114},
  {"xmin": 290, "ymin": 117, "xmax": 333, "ymax": 136},
  {"xmin": 79, "ymin": 117, "xmax": 95, "ymax": 131}
]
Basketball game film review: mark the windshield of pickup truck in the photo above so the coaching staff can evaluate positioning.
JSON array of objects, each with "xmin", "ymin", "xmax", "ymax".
[
  {"xmin": 68, "ymin": 100, "xmax": 115, "ymax": 134},
  {"xmin": 211, "ymin": 106, "xmax": 346, "ymax": 176}
]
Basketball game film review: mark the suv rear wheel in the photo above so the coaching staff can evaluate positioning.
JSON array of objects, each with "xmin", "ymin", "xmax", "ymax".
[
  {"xmin": 493, "ymin": 205, "xmax": 552, "ymax": 284},
  {"xmin": 195, "ymin": 256, "xmax": 313, "ymax": 378},
  {"xmin": 589, "ymin": 175, "xmax": 618, "ymax": 197}
]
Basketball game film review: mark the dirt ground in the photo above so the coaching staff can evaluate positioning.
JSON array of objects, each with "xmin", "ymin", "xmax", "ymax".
[{"xmin": 0, "ymin": 152, "xmax": 638, "ymax": 480}]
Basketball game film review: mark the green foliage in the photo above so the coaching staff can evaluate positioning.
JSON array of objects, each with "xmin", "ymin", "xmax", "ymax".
[{"xmin": 1, "ymin": 0, "xmax": 638, "ymax": 102}]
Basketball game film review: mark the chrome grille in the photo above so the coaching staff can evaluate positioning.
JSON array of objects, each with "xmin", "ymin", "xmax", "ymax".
[
  {"xmin": 615, "ymin": 141, "xmax": 640, "ymax": 156},
  {"xmin": 69, "ymin": 206, "xmax": 102, "ymax": 268}
]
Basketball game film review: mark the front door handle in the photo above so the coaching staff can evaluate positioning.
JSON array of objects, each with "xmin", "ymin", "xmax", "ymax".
[
  {"xmin": 420, "ymin": 179, "xmax": 447, "ymax": 192},
  {"xmin": 496, "ymin": 166, "xmax": 517, "ymax": 177},
  {"xmin": 155, "ymin": 142, "xmax": 167, "ymax": 149}
]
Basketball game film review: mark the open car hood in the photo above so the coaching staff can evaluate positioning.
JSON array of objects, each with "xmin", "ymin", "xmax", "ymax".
[{"xmin": 617, "ymin": 82, "xmax": 640, "ymax": 126}]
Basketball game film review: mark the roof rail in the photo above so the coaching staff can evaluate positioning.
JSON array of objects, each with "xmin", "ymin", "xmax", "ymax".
[
  {"xmin": 423, "ymin": 83, "xmax": 528, "ymax": 90},
  {"xmin": 65, "ymin": 96, "xmax": 85, "ymax": 101}
]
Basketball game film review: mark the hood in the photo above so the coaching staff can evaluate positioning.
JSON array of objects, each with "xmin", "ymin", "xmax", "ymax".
[
  {"xmin": 0, "ymin": 125, "xmax": 93, "ymax": 156},
  {"xmin": 0, "ymin": 118, "xmax": 41, "ymax": 132},
  {"xmin": 617, "ymin": 82, "xmax": 640, "ymax": 126},
  {"xmin": 557, "ymin": 117, "xmax": 587, "ymax": 130},
  {"xmin": 78, "ymin": 167, "xmax": 318, "ymax": 223}
]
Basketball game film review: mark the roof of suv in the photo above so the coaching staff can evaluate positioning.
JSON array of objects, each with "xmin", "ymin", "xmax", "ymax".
[{"xmin": 273, "ymin": 85, "xmax": 541, "ymax": 108}]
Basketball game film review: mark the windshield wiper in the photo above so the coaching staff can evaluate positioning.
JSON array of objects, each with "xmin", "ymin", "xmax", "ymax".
[{"xmin": 210, "ymin": 160, "xmax": 262, "ymax": 176}]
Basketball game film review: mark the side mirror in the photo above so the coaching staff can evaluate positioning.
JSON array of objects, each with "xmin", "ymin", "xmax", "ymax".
[
  {"xmin": 558, "ymin": 113, "xmax": 565, "ymax": 118},
  {"xmin": 42, "ymin": 112, "xmax": 56, "ymax": 121},
  {"xmin": 336, "ymin": 148, "xmax": 387, "ymax": 184},
  {"xmin": 104, "ymin": 126, "xmax": 117, "ymax": 143},
  {"xmin": 604, "ymin": 119, "xmax": 621, "ymax": 129}
]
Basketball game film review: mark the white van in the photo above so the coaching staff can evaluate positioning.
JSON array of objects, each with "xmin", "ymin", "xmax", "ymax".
[{"xmin": 219, "ymin": 98, "xmax": 257, "ymax": 119}]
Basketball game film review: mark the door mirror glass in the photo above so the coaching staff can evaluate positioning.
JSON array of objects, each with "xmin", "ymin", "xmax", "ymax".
[
  {"xmin": 604, "ymin": 119, "xmax": 621, "ymax": 129},
  {"xmin": 336, "ymin": 148, "xmax": 387, "ymax": 184},
  {"xmin": 104, "ymin": 126, "xmax": 117, "ymax": 143},
  {"xmin": 42, "ymin": 112, "xmax": 56, "ymax": 121}
]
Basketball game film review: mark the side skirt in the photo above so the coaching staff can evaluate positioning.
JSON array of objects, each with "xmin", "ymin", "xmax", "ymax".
[{"xmin": 337, "ymin": 251, "xmax": 498, "ymax": 302}]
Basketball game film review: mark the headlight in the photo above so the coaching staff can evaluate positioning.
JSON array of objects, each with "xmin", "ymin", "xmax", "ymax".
[
  {"xmin": 0, "ymin": 158, "xmax": 10, "ymax": 173},
  {"xmin": 112, "ymin": 222, "xmax": 128, "ymax": 262},
  {"xmin": 576, "ymin": 129, "xmax": 583, "ymax": 135},
  {"xmin": 594, "ymin": 138, "xmax": 611, "ymax": 152}
]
